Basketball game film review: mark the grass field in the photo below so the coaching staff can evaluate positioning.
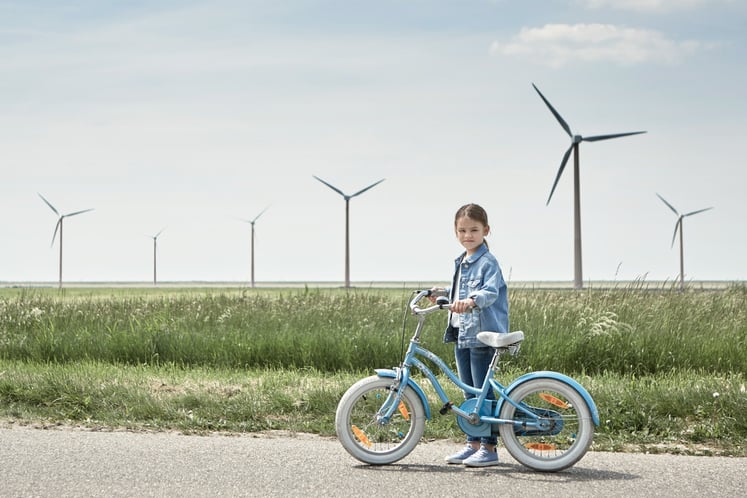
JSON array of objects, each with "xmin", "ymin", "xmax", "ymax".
[{"xmin": 1, "ymin": 283, "xmax": 745, "ymax": 455}]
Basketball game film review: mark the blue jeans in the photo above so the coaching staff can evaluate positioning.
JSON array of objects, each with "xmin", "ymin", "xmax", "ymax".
[{"xmin": 455, "ymin": 345, "xmax": 498, "ymax": 446}]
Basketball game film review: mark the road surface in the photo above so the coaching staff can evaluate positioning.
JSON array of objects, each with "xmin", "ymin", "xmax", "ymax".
[{"xmin": 1, "ymin": 425, "xmax": 743, "ymax": 497}]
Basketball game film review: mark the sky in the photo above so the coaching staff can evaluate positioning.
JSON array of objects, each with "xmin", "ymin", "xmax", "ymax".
[{"xmin": 1, "ymin": 0, "xmax": 745, "ymax": 285}]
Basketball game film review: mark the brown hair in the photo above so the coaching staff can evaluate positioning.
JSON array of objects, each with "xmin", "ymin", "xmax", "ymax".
[{"xmin": 454, "ymin": 203, "xmax": 490, "ymax": 248}]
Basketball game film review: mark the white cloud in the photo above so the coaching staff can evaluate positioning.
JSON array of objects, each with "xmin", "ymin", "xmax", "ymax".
[
  {"xmin": 490, "ymin": 23, "xmax": 703, "ymax": 67},
  {"xmin": 576, "ymin": 0, "xmax": 732, "ymax": 11}
]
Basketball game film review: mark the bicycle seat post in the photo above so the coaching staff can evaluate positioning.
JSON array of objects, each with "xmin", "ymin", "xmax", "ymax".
[{"xmin": 490, "ymin": 348, "xmax": 501, "ymax": 372}]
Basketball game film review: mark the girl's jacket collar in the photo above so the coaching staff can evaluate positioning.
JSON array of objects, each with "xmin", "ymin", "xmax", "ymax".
[{"xmin": 455, "ymin": 243, "xmax": 488, "ymax": 265}]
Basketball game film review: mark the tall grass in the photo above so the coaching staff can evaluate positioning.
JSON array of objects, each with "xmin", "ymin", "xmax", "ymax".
[
  {"xmin": 512, "ymin": 284, "xmax": 747, "ymax": 375},
  {"xmin": 1, "ymin": 284, "xmax": 745, "ymax": 375},
  {"xmin": 0, "ymin": 288, "xmax": 415, "ymax": 371}
]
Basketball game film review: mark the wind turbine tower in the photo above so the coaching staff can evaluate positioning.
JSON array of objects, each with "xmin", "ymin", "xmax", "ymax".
[
  {"xmin": 532, "ymin": 83, "xmax": 646, "ymax": 289},
  {"xmin": 313, "ymin": 176, "xmax": 385, "ymax": 288},
  {"xmin": 656, "ymin": 193, "xmax": 713, "ymax": 291},
  {"xmin": 38, "ymin": 193, "xmax": 94, "ymax": 289},
  {"xmin": 150, "ymin": 229, "xmax": 165, "ymax": 286},
  {"xmin": 241, "ymin": 206, "xmax": 269, "ymax": 288}
]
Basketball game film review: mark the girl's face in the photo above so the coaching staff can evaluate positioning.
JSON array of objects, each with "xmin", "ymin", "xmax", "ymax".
[{"xmin": 455, "ymin": 215, "xmax": 489, "ymax": 255}]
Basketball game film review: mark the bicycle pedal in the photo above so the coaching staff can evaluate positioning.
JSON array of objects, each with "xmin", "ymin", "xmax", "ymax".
[{"xmin": 439, "ymin": 401, "xmax": 453, "ymax": 415}]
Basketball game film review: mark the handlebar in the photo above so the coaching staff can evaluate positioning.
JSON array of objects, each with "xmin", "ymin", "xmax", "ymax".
[{"xmin": 409, "ymin": 289, "xmax": 450, "ymax": 316}]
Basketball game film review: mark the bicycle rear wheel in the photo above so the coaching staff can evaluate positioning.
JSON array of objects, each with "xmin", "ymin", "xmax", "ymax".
[
  {"xmin": 335, "ymin": 375, "xmax": 425, "ymax": 465},
  {"xmin": 498, "ymin": 378, "xmax": 594, "ymax": 472}
]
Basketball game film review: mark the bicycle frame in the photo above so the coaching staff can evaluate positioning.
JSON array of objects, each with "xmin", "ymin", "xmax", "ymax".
[{"xmin": 374, "ymin": 291, "xmax": 599, "ymax": 435}]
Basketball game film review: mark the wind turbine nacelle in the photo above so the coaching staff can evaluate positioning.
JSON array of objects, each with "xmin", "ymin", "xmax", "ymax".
[{"xmin": 573, "ymin": 135, "xmax": 583, "ymax": 144}]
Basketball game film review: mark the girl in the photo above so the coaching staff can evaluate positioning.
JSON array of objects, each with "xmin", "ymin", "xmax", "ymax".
[{"xmin": 430, "ymin": 203, "xmax": 509, "ymax": 467}]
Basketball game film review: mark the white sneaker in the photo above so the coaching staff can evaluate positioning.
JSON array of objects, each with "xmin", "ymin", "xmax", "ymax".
[
  {"xmin": 445, "ymin": 445, "xmax": 478, "ymax": 464},
  {"xmin": 463, "ymin": 445, "xmax": 499, "ymax": 467}
]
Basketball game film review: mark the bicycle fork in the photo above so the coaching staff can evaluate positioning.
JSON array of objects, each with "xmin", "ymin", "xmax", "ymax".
[{"xmin": 375, "ymin": 368, "xmax": 414, "ymax": 424}]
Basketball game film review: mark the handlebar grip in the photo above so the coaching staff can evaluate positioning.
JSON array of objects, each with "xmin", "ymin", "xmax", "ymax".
[{"xmin": 410, "ymin": 289, "xmax": 450, "ymax": 314}]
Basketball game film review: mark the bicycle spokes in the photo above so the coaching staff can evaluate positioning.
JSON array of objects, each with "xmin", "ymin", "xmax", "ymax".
[{"xmin": 511, "ymin": 402, "xmax": 564, "ymax": 437}]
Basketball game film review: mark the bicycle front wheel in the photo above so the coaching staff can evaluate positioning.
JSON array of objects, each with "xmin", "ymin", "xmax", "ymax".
[
  {"xmin": 335, "ymin": 375, "xmax": 426, "ymax": 465},
  {"xmin": 498, "ymin": 378, "xmax": 594, "ymax": 472}
]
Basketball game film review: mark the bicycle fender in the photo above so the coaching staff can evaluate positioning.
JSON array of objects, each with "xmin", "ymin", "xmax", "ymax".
[
  {"xmin": 498, "ymin": 371, "xmax": 600, "ymax": 426},
  {"xmin": 375, "ymin": 369, "xmax": 432, "ymax": 420}
]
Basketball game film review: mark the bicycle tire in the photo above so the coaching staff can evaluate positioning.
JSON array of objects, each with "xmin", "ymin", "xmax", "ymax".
[
  {"xmin": 498, "ymin": 378, "xmax": 594, "ymax": 472},
  {"xmin": 335, "ymin": 375, "xmax": 426, "ymax": 465}
]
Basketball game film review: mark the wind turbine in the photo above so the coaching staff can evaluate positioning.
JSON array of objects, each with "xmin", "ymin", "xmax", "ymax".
[
  {"xmin": 313, "ymin": 175, "xmax": 385, "ymax": 288},
  {"xmin": 240, "ymin": 206, "xmax": 269, "ymax": 288},
  {"xmin": 656, "ymin": 193, "xmax": 713, "ymax": 292},
  {"xmin": 150, "ymin": 228, "xmax": 165, "ymax": 286},
  {"xmin": 532, "ymin": 83, "xmax": 647, "ymax": 290},
  {"xmin": 38, "ymin": 193, "xmax": 94, "ymax": 289}
]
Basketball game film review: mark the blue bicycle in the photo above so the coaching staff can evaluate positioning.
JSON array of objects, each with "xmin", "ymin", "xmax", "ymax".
[{"xmin": 335, "ymin": 290, "xmax": 599, "ymax": 471}]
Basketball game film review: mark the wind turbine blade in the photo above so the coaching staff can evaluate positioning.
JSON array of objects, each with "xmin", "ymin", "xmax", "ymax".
[
  {"xmin": 351, "ymin": 178, "xmax": 385, "ymax": 198},
  {"xmin": 683, "ymin": 207, "xmax": 714, "ymax": 217},
  {"xmin": 65, "ymin": 208, "xmax": 94, "ymax": 218},
  {"xmin": 532, "ymin": 83, "xmax": 572, "ymax": 138},
  {"xmin": 583, "ymin": 131, "xmax": 647, "ymax": 142},
  {"xmin": 312, "ymin": 175, "xmax": 346, "ymax": 197},
  {"xmin": 656, "ymin": 193, "xmax": 679, "ymax": 216},
  {"xmin": 252, "ymin": 205, "xmax": 271, "ymax": 223},
  {"xmin": 546, "ymin": 144, "xmax": 573, "ymax": 205},
  {"xmin": 38, "ymin": 193, "xmax": 59, "ymax": 216},
  {"xmin": 51, "ymin": 219, "xmax": 61, "ymax": 247},
  {"xmin": 671, "ymin": 218, "xmax": 682, "ymax": 248},
  {"xmin": 154, "ymin": 227, "xmax": 166, "ymax": 238}
]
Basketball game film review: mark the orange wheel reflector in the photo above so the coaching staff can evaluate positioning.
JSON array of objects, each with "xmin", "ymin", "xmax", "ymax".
[
  {"xmin": 398, "ymin": 401, "xmax": 410, "ymax": 420},
  {"xmin": 351, "ymin": 425, "xmax": 372, "ymax": 448},
  {"xmin": 525, "ymin": 442, "xmax": 557, "ymax": 451},
  {"xmin": 539, "ymin": 392, "xmax": 570, "ymax": 409}
]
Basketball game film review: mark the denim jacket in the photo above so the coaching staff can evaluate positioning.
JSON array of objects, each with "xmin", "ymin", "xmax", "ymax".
[{"xmin": 443, "ymin": 243, "xmax": 509, "ymax": 348}]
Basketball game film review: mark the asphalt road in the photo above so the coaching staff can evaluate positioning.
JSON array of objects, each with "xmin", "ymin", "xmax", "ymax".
[{"xmin": 1, "ymin": 426, "xmax": 743, "ymax": 497}]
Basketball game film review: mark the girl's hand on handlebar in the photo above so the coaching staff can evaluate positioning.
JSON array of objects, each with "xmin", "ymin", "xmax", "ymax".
[{"xmin": 450, "ymin": 297, "xmax": 476, "ymax": 313}]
